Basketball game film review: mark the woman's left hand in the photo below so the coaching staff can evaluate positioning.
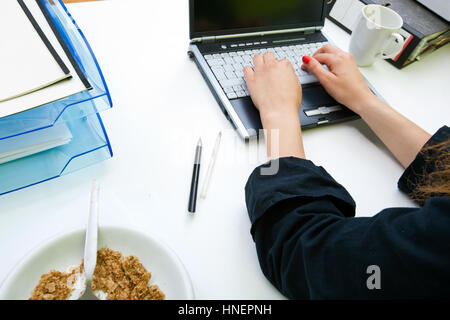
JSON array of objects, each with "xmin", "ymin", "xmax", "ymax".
[
  {"xmin": 244, "ymin": 52, "xmax": 305, "ymax": 159},
  {"xmin": 244, "ymin": 52, "xmax": 302, "ymax": 124}
]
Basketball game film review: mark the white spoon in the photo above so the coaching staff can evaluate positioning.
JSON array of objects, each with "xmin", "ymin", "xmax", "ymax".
[{"xmin": 68, "ymin": 180, "xmax": 100, "ymax": 300}]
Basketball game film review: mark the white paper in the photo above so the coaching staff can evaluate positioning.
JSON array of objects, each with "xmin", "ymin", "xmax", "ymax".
[
  {"xmin": 0, "ymin": 122, "xmax": 72, "ymax": 164},
  {"xmin": 329, "ymin": 0, "xmax": 365, "ymax": 31},
  {"xmin": 0, "ymin": 0, "xmax": 70, "ymax": 102},
  {"xmin": 0, "ymin": 0, "xmax": 90, "ymax": 119}
]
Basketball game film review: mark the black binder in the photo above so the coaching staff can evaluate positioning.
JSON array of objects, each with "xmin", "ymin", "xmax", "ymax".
[{"xmin": 326, "ymin": 0, "xmax": 450, "ymax": 69}]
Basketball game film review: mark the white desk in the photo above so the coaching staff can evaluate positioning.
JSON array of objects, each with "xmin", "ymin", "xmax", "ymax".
[{"xmin": 0, "ymin": 0, "xmax": 449, "ymax": 299}]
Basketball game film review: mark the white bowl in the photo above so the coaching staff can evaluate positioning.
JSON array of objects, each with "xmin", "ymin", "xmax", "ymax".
[{"xmin": 0, "ymin": 226, "xmax": 194, "ymax": 300}]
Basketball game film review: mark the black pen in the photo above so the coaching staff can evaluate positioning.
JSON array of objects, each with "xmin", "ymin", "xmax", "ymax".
[{"xmin": 188, "ymin": 138, "xmax": 202, "ymax": 213}]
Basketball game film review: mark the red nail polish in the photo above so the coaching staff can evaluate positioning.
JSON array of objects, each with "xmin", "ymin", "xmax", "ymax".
[{"xmin": 302, "ymin": 56, "xmax": 311, "ymax": 64}]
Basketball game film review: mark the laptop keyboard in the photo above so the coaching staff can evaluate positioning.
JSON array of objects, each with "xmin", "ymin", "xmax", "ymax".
[{"xmin": 203, "ymin": 41, "xmax": 329, "ymax": 100}]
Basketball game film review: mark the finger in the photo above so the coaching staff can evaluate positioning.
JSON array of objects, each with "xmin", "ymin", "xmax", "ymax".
[
  {"xmin": 279, "ymin": 59, "xmax": 295, "ymax": 71},
  {"xmin": 263, "ymin": 51, "xmax": 276, "ymax": 65},
  {"xmin": 253, "ymin": 54, "xmax": 264, "ymax": 69},
  {"xmin": 310, "ymin": 53, "xmax": 339, "ymax": 69},
  {"xmin": 243, "ymin": 66, "xmax": 255, "ymax": 83},
  {"xmin": 313, "ymin": 44, "xmax": 342, "ymax": 56},
  {"xmin": 302, "ymin": 56, "xmax": 335, "ymax": 85}
]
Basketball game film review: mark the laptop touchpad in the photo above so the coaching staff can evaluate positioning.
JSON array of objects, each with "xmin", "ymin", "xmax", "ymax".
[
  {"xmin": 301, "ymin": 85, "xmax": 336, "ymax": 109},
  {"xmin": 300, "ymin": 84, "xmax": 358, "ymax": 126}
]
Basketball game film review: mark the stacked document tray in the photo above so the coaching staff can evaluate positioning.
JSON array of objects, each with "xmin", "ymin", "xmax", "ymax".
[{"xmin": 0, "ymin": 0, "xmax": 113, "ymax": 195}]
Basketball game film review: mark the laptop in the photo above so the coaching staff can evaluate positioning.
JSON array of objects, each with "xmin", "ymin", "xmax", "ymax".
[{"xmin": 188, "ymin": 0, "xmax": 360, "ymax": 140}]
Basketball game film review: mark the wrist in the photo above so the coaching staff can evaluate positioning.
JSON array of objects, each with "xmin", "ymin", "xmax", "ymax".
[
  {"xmin": 357, "ymin": 95, "xmax": 385, "ymax": 120},
  {"xmin": 350, "ymin": 93, "xmax": 380, "ymax": 116},
  {"xmin": 263, "ymin": 113, "xmax": 305, "ymax": 160},
  {"xmin": 261, "ymin": 109, "xmax": 300, "ymax": 129}
]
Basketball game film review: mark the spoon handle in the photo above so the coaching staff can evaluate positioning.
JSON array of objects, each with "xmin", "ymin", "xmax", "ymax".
[{"xmin": 84, "ymin": 180, "xmax": 99, "ymax": 280}]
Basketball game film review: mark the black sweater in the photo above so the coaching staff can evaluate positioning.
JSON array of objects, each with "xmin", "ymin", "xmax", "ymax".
[{"xmin": 245, "ymin": 126, "xmax": 450, "ymax": 299}]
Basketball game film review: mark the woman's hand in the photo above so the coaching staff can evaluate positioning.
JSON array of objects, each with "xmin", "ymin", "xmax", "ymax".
[
  {"xmin": 301, "ymin": 45, "xmax": 376, "ymax": 114},
  {"xmin": 244, "ymin": 52, "xmax": 302, "ymax": 124},
  {"xmin": 303, "ymin": 44, "xmax": 431, "ymax": 168},
  {"xmin": 244, "ymin": 52, "xmax": 305, "ymax": 159}
]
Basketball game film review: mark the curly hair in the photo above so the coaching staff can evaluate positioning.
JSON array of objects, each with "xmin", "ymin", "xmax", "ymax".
[{"xmin": 411, "ymin": 139, "xmax": 450, "ymax": 205}]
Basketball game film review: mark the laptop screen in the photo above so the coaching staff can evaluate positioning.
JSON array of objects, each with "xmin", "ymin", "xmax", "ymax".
[{"xmin": 190, "ymin": 0, "xmax": 327, "ymax": 39}]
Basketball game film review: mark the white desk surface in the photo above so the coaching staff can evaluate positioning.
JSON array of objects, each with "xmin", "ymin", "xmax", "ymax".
[{"xmin": 0, "ymin": 0, "xmax": 449, "ymax": 299}]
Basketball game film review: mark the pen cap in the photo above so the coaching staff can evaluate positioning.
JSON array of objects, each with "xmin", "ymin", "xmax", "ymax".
[{"xmin": 194, "ymin": 138, "xmax": 202, "ymax": 164}]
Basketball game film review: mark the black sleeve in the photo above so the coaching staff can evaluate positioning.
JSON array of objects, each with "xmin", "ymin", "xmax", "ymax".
[{"xmin": 245, "ymin": 127, "xmax": 450, "ymax": 299}]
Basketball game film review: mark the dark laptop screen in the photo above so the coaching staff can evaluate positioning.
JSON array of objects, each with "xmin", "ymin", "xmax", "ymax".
[{"xmin": 190, "ymin": 0, "xmax": 326, "ymax": 38}]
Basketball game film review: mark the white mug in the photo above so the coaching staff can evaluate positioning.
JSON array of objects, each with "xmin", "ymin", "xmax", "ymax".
[{"xmin": 349, "ymin": 4, "xmax": 405, "ymax": 67}]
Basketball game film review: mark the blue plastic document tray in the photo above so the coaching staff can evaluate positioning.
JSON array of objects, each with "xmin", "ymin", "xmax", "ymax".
[
  {"xmin": 0, "ymin": 0, "xmax": 113, "ymax": 195},
  {"xmin": 0, "ymin": 112, "xmax": 112, "ymax": 196},
  {"xmin": 0, "ymin": 0, "xmax": 112, "ymax": 141}
]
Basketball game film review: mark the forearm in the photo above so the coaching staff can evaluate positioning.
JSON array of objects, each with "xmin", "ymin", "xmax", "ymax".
[
  {"xmin": 261, "ymin": 113, "xmax": 305, "ymax": 159},
  {"xmin": 357, "ymin": 96, "xmax": 431, "ymax": 168}
]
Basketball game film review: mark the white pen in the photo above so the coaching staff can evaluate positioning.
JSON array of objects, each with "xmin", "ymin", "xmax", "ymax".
[{"xmin": 200, "ymin": 131, "xmax": 222, "ymax": 199}]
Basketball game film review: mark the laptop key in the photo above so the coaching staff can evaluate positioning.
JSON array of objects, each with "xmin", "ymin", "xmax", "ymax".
[
  {"xmin": 223, "ymin": 86, "xmax": 234, "ymax": 93},
  {"xmin": 214, "ymin": 71, "xmax": 227, "ymax": 81},
  {"xmin": 211, "ymin": 65, "xmax": 224, "ymax": 71},
  {"xmin": 236, "ymin": 90, "xmax": 247, "ymax": 98},
  {"xmin": 287, "ymin": 57, "xmax": 297, "ymax": 65},
  {"xmin": 208, "ymin": 59, "xmax": 225, "ymax": 66},
  {"xmin": 299, "ymin": 74, "xmax": 318, "ymax": 84},
  {"xmin": 298, "ymin": 68, "xmax": 308, "ymax": 76},
  {"xmin": 226, "ymin": 92, "xmax": 238, "ymax": 99},
  {"xmin": 233, "ymin": 56, "xmax": 245, "ymax": 64},
  {"xmin": 242, "ymin": 55, "xmax": 252, "ymax": 63},
  {"xmin": 225, "ymin": 71, "xmax": 237, "ymax": 79},
  {"xmin": 235, "ymin": 70, "xmax": 244, "ymax": 78},
  {"xmin": 224, "ymin": 57, "xmax": 234, "ymax": 64},
  {"xmin": 233, "ymin": 63, "xmax": 243, "ymax": 72},
  {"xmin": 223, "ymin": 64, "xmax": 234, "ymax": 72},
  {"xmin": 220, "ymin": 78, "xmax": 246, "ymax": 88}
]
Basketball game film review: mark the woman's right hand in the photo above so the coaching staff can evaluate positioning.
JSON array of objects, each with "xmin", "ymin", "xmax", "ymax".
[
  {"xmin": 301, "ymin": 44, "xmax": 377, "ymax": 114},
  {"xmin": 303, "ymin": 45, "xmax": 431, "ymax": 169}
]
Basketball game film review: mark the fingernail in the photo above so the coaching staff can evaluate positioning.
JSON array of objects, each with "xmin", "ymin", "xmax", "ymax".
[{"xmin": 302, "ymin": 56, "xmax": 311, "ymax": 64}]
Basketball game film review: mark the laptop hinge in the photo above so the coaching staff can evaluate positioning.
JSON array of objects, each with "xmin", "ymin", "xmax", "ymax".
[
  {"xmin": 200, "ymin": 36, "xmax": 216, "ymax": 43},
  {"xmin": 191, "ymin": 26, "xmax": 322, "ymax": 43}
]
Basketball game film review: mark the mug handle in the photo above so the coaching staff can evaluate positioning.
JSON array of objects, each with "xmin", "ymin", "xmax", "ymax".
[{"xmin": 381, "ymin": 33, "xmax": 405, "ymax": 60}]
